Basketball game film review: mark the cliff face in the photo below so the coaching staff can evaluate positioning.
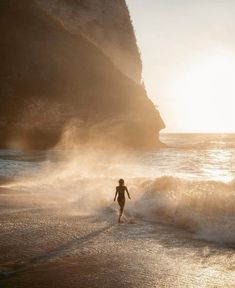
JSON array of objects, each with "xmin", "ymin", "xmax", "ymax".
[
  {"xmin": 0, "ymin": 0, "xmax": 165, "ymax": 150},
  {"xmin": 37, "ymin": 0, "xmax": 142, "ymax": 83}
]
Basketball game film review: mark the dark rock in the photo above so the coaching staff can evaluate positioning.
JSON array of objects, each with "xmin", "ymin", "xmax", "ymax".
[{"xmin": 0, "ymin": 0, "xmax": 165, "ymax": 150}]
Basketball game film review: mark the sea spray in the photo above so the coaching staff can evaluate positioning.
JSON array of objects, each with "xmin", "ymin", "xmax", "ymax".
[
  {"xmin": 131, "ymin": 176, "xmax": 235, "ymax": 245},
  {"xmin": 2, "ymin": 147, "xmax": 235, "ymax": 245}
]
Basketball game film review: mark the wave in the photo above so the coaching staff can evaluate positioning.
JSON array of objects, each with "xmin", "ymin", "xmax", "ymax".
[
  {"xmin": 1, "ymin": 148, "xmax": 234, "ymax": 246},
  {"xmin": 5, "ymin": 174, "xmax": 235, "ymax": 246},
  {"xmin": 131, "ymin": 176, "xmax": 235, "ymax": 246}
]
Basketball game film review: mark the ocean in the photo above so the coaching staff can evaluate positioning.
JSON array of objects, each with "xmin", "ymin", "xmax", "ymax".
[{"xmin": 0, "ymin": 133, "xmax": 235, "ymax": 245}]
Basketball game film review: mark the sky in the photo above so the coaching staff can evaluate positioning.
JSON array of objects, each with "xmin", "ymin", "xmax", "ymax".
[{"xmin": 126, "ymin": 0, "xmax": 235, "ymax": 133}]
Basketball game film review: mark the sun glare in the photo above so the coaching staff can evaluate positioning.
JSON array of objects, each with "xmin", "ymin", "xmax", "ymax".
[{"xmin": 168, "ymin": 49, "xmax": 235, "ymax": 133}]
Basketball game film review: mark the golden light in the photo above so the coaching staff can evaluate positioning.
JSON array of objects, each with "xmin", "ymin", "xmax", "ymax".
[{"xmin": 168, "ymin": 49, "xmax": 235, "ymax": 133}]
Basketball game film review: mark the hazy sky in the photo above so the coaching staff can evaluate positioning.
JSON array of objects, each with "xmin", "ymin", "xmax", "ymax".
[{"xmin": 127, "ymin": 0, "xmax": 235, "ymax": 132}]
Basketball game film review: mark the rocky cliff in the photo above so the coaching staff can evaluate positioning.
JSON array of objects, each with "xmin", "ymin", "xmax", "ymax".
[
  {"xmin": 0, "ymin": 0, "xmax": 165, "ymax": 150},
  {"xmin": 37, "ymin": 0, "xmax": 142, "ymax": 83}
]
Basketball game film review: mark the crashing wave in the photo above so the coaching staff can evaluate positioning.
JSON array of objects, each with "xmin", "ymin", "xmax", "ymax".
[{"xmin": 131, "ymin": 176, "xmax": 235, "ymax": 245}]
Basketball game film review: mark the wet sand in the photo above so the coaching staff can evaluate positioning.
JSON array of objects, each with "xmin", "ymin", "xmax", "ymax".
[{"xmin": 0, "ymin": 188, "xmax": 234, "ymax": 288}]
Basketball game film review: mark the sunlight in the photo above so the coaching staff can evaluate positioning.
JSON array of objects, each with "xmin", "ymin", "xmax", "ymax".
[
  {"xmin": 202, "ymin": 149, "xmax": 234, "ymax": 182},
  {"xmin": 168, "ymin": 49, "xmax": 235, "ymax": 132}
]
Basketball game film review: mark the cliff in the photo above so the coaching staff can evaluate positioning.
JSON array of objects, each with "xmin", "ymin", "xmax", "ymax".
[
  {"xmin": 0, "ymin": 0, "xmax": 165, "ymax": 150},
  {"xmin": 37, "ymin": 0, "xmax": 142, "ymax": 83}
]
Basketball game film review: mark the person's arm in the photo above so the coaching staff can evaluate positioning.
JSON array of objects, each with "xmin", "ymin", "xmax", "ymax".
[
  {"xmin": 125, "ymin": 187, "xmax": 131, "ymax": 199},
  {"xmin": 114, "ymin": 187, "xmax": 118, "ymax": 201}
]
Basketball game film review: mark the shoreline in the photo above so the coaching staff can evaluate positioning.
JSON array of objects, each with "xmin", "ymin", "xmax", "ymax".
[{"xmin": 0, "ymin": 190, "xmax": 234, "ymax": 287}]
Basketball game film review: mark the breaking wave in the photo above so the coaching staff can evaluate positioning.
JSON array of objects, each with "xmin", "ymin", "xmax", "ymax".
[
  {"xmin": 4, "ymin": 173, "xmax": 235, "ymax": 245},
  {"xmin": 132, "ymin": 176, "xmax": 235, "ymax": 246},
  {"xmin": 1, "ymin": 147, "xmax": 234, "ymax": 246}
]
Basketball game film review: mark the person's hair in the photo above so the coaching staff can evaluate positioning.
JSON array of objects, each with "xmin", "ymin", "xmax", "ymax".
[{"xmin": 119, "ymin": 178, "xmax": 124, "ymax": 185}]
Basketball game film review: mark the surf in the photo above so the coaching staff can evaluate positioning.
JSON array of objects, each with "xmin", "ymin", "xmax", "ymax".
[{"xmin": 130, "ymin": 176, "xmax": 235, "ymax": 245}]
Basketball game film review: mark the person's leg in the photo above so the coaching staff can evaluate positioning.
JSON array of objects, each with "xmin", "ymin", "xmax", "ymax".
[
  {"xmin": 118, "ymin": 206, "xmax": 123, "ymax": 222},
  {"xmin": 118, "ymin": 199, "xmax": 125, "ymax": 223}
]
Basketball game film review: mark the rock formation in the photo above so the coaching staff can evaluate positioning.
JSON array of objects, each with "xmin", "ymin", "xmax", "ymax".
[{"xmin": 0, "ymin": 0, "xmax": 165, "ymax": 150}]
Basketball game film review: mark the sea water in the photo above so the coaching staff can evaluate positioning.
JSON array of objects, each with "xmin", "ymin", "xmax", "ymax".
[{"xmin": 0, "ymin": 134, "xmax": 234, "ymax": 245}]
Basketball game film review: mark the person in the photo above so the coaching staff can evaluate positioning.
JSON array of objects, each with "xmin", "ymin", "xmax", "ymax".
[{"xmin": 114, "ymin": 179, "xmax": 131, "ymax": 223}]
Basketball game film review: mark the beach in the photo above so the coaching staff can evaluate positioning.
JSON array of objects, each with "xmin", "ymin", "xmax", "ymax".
[
  {"xmin": 0, "ymin": 187, "xmax": 234, "ymax": 288},
  {"xmin": 0, "ymin": 134, "xmax": 235, "ymax": 287}
]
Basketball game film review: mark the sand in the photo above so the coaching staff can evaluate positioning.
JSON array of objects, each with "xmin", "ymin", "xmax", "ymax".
[{"xmin": 0, "ymin": 188, "xmax": 234, "ymax": 288}]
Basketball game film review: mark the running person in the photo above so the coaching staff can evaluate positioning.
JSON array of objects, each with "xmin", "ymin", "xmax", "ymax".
[{"xmin": 114, "ymin": 179, "xmax": 131, "ymax": 223}]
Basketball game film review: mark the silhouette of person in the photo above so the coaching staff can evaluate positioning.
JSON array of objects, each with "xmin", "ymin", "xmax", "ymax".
[{"xmin": 114, "ymin": 179, "xmax": 131, "ymax": 223}]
